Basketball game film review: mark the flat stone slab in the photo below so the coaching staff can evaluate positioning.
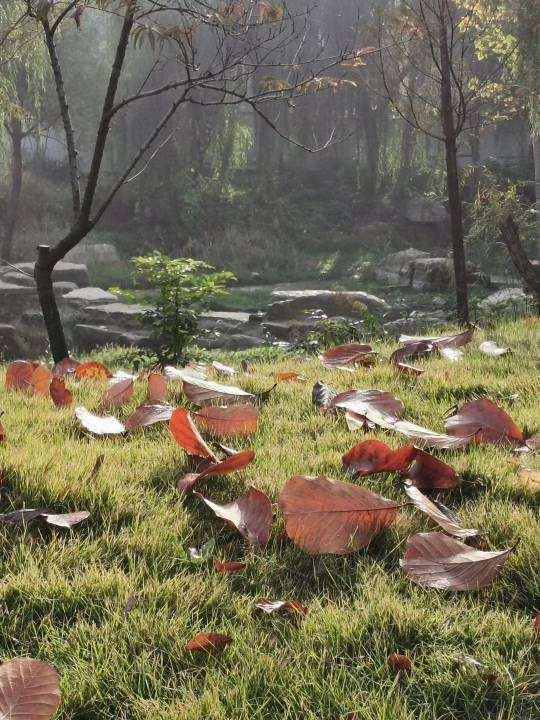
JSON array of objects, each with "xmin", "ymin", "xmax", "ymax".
[
  {"xmin": 202, "ymin": 311, "xmax": 251, "ymax": 323},
  {"xmin": 73, "ymin": 324, "xmax": 152, "ymax": 351},
  {"xmin": 8, "ymin": 261, "xmax": 89, "ymax": 286},
  {"xmin": 63, "ymin": 287, "xmax": 117, "ymax": 306},
  {"xmin": 83, "ymin": 302, "xmax": 147, "ymax": 328},
  {"xmin": 267, "ymin": 290, "xmax": 389, "ymax": 320}
]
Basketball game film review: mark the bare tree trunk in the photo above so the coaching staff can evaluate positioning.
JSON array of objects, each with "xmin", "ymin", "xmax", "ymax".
[
  {"xmin": 395, "ymin": 118, "xmax": 415, "ymax": 200},
  {"xmin": 533, "ymin": 134, "xmax": 540, "ymax": 244},
  {"xmin": 1, "ymin": 118, "xmax": 23, "ymax": 262},
  {"xmin": 34, "ymin": 245, "xmax": 69, "ymax": 361},
  {"xmin": 499, "ymin": 215, "xmax": 540, "ymax": 311}
]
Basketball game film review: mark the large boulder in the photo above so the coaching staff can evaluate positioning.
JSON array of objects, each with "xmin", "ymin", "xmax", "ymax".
[
  {"xmin": 411, "ymin": 257, "xmax": 454, "ymax": 290},
  {"xmin": 15, "ymin": 311, "xmax": 50, "ymax": 357},
  {"xmin": 0, "ymin": 324, "xmax": 21, "ymax": 359},
  {"xmin": 73, "ymin": 324, "xmax": 153, "ymax": 351},
  {"xmin": 477, "ymin": 288, "xmax": 533, "ymax": 316},
  {"xmin": 68, "ymin": 242, "xmax": 122, "ymax": 267},
  {"xmin": 198, "ymin": 333, "xmax": 265, "ymax": 350},
  {"xmin": 374, "ymin": 248, "xmax": 429, "ymax": 286},
  {"xmin": 0, "ymin": 281, "xmax": 39, "ymax": 322},
  {"xmin": 267, "ymin": 290, "xmax": 389, "ymax": 320},
  {"xmin": 82, "ymin": 302, "xmax": 146, "ymax": 329},
  {"xmin": 405, "ymin": 196, "xmax": 447, "ymax": 223},
  {"xmin": 62, "ymin": 286, "xmax": 117, "ymax": 308},
  {"xmin": 6, "ymin": 261, "xmax": 89, "ymax": 286},
  {"xmin": 198, "ymin": 311, "xmax": 252, "ymax": 334}
]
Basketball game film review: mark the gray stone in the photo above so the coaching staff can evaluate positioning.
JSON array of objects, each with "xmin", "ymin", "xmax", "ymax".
[
  {"xmin": 15, "ymin": 311, "xmax": 50, "ymax": 356},
  {"xmin": 262, "ymin": 319, "xmax": 318, "ymax": 341},
  {"xmin": 62, "ymin": 286, "xmax": 118, "ymax": 307},
  {"xmin": 374, "ymin": 248, "xmax": 430, "ymax": 286},
  {"xmin": 267, "ymin": 290, "xmax": 389, "ymax": 320},
  {"xmin": 0, "ymin": 324, "xmax": 21, "ymax": 359},
  {"xmin": 198, "ymin": 310, "xmax": 252, "ymax": 333},
  {"xmin": 82, "ymin": 302, "xmax": 146, "ymax": 329},
  {"xmin": 1, "ymin": 271, "xmax": 35, "ymax": 287},
  {"xmin": 73, "ymin": 324, "xmax": 153, "ymax": 351},
  {"xmin": 68, "ymin": 242, "xmax": 122, "ymax": 267},
  {"xmin": 0, "ymin": 281, "xmax": 39, "ymax": 322},
  {"xmin": 405, "ymin": 196, "xmax": 448, "ymax": 223},
  {"xmin": 411, "ymin": 257, "xmax": 454, "ymax": 290},
  {"xmin": 477, "ymin": 288, "xmax": 533, "ymax": 316},
  {"xmin": 53, "ymin": 281, "xmax": 78, "ymax": 294},
  {"xmin": 8, "ymin": 261, "xmax": 89, "ymax": 286}
]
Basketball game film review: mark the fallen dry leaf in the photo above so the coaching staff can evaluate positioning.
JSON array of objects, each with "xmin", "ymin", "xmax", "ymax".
[
  {"xmin": 404, "ymin": 485, "xmax": 477, "ymax": 538},
  {"xmin": 274, "ymin": 372, "xmax": 306, "ymax": 383},
  {"xmin": 0, "ymin": 657, "xmax": 61, "ymax": 720},
  {"xmin": 49, "ymin": 377, "xmax": 73, "ymax": 407},
  {"xmin": 534, "ymin": 612, "xmax": 540, "ymax": 635},
  {"xmin": 312, "ymin": 381, "xmax": 338, "ymax": 411},
  {"xmin": 385, "ymin": 419, "xmax": 474, "ymax": 449},
  {"xmin": 185, "ymin": 633, "xmax": 232, "ymax": 653},
  {"xmin": 330, "ymin": 389, "xmax": 404, "ymax": 425},
  {"xmin": 42, "ymin": 511, "xmax": 90, "ymax": 528},
  {"xmin": 100, "ymin": 378, "xmax": 134, "ymax": 409},
  {"xmin": 74, "ymin": 361, "xmax": 112, "ymax": 381},
  {"xmin": 124, "ymin": 403, "xmax": 173, "ymax": 431},
  {"xmin": 320, "ymin": 343, "xmax": 375, "ymax": 371},
  {"xmin": 5, "ymin": 360, "xmax": 37, "ymax": 391},
  {"xmin": 212, "ymin": 360, "xmax": 236, "ymax": 377},
  {"xmin": 195, "ymin": 405, "xmax": 259, "ymax": 438},
  {"xmin": 177, "ymin": 450, "xmax": 255, "ymax": 493},
  {"xmin": 147, "ymin": 373, "xmax": 167, "ymax": 403},
  {"xmin": 164, "ymin": 363, "xmax": 207, "ymax": 382},
  {"xmin": 52, "ymin": 357, "xmax": 81, "ymax": 377},
  {"xmin": 479, "ymin": 341, "xmax": 510, "ymax": 357},
  {"xmin": 0, "ymin": 509, "xmax": 89, "ymax": 529},
  {"xmin": 343, "ymin": 440, "xmax": 416, "ymax": 477},
  {"xmin": 183, "ymin": 376, "xmax": 254, "ymax": 406},
  {"xmin": 196, "ymin": 487, "xmax": 272, "ymax": 548},
  {"xmin": 399, "ymin": 327, "xmax": 475, "ymax": 349},
  {"xmin": 169, "ymin": 408, "xmax": 217, "ymax": 461},
  {"xmin": 405, "ymin": 449, "xmax": 460, "ymax": 489},
  {"xmin": 388, "ymin": 653, "xmax": 412, "ymax": 673},
  {"xmin": 445, "ymin": 399, "xmax": 524, "ymax": 445},
  {"xmin": 402, "ymin": 531, "xmax": 513, "ymax": 590},
  {"xmin": 279, "ymin": 475, "xmax": 399, "ymax": 555},
  {"xmin": 395, "ymin": 362, "xmax": 425, "ymax": 377},
  {"xmin": 28, "ymin": 365, "xmax": 53, "ymax": 397},
  {"xmin": 214, "ymin": 561, "xmax": 247, "ymax": 574},
  {"xmin": 255, "ymin": 599, "xmax": 308, "ymax": 616},
  {"xmin": 75, "ymin": 406, "xmax": 125, "ymax": 435},
  {"xmin": 391, "ymin": 341, "xmax": 434, "ymax": 366}
]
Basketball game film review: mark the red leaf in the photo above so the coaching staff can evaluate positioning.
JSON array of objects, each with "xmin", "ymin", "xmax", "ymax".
[
  {"xmin": 388, "ymin": 654, "xmax": 412, "ymax": 673},
  {"xmin": 195, "ymin": 405, "xmax": 258, "ymax": 438},
  {"xmin": 177, "ymin": 450, "xmax": 255, "ymax": 493},
  {"xmin": 343, "ymin": 440, "xmax": 416, "ymax": 477},
  {"xmin": 0, "ymin": 420, "xmax": 4, "ymax": 443},
  {"xmin": 405, "ymin": 449, "xmax": 460, "ymax": 489},
  {"xmin": 255, "ymin": 599, "xmax": 308, "ymax": 616},
  {"xmin": 75, "ymin": 406, "xmax": 125, "ymax": 435},
  {"xmin": 182, "ymin": 377, "xmax": 254, "ymax": 406},
  {"xmin": 5, "ymin": 360, "xmax": 37, "ymax": 391},
  {"xmin": 402, "ymin": 532, "xmax": 513, "ymax": 591},
  {"xmin": 124, "ymin": 403, "xmax": 173, "ymax": 431},
  {"xmin": 390, "ymin": 341, "xmax": 434, "ymax": 365},
  {"xmin": 100, "ymin": 379, "xmax": 134, "ymax": 409},
  {"xmin": 395, "ymin": 362, "xmax": 425, "ymax": 377},
  {"xmin": 28, "ymin": 365, "xmax": 53, "ymax": 397},
  {"xmin": 274, "ymin": 372, "xmax": 306, "ymax": 383},
  {"xmin": 169, "ymin": 408, "xmax": 217, "ymax": 460},
  {"xmin": 0, "ymin": 658, "xmax": 61, "ymax": 720},
  {"xmin": 445, "ymin": 399, "xmax": 524, "ymax": 445},
  {"xmin": 278, "ymin": 475, "xmax": 399, "ymax": 555},
  {"xmin": 534, "ymin": 612, "xmax": 540, "ymax": 635},
  {"xmin": 214, "ymin": 561, "xmax": 246, "ymax": 574},
  {"xmin": 404, "ymin": 485, "xmax": 477, "ymax": 538},
  {"xmin": 185, "ymin": 633, "xmax": 232, "ymax": 653},
  {"xmin": 320, "ymin": 343, "xmax": 375, "ymax": 370},
  {"xmin": 52, "ymin": 357, "xmax": 81, "ymax": 377},
  {"xmin": 196, "ymin": 487, "xmax": 272, "ymax": 548},
  {"xmin": 49, "ymin": 377, "xmax": 73, "ymax": 407},
  {"xmin": 147, "ymin": 373, "xmax": 167, "ymax": 403},
  {"xmin": 75, "ymin": 361, "xmax": 112, "ymax": 381}
]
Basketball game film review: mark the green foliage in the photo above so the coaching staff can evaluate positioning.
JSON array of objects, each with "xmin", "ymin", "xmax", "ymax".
[{"xmin": 132, "ymin": 252, "xmax": 235, "ymax": 364}]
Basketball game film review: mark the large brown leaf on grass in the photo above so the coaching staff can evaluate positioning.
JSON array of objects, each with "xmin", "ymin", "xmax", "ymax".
[
  {"xmin": 52, "ymin": 357, "xmax": 81, "ymax": 377},
  {"xmin": 183, "ymin": 377, "xmax": 254, "ymax": 406},
  {"xmin": 186, "ymin": 633, "xmax": 232, "ymax": 653},
  {"xmin": 75, "ymin": 407, "xmax": 125, "ymax": 435},
  {"xmin": 330, "ymin": 389, "xmax": 404, "ymax": 424},
  {"xmin": 402, "ymin": 532, "xmax": 513, "ymax": 590},
  {"xmin": 343, "ymin": 440, "xmax": 416, "ymax": 477},
  {"xmin": 49, "ymin": 377, "xmax": 73, "ymax": 408},
  {"xmin": 386, "ymin": 419, "xmax": 474, "ymax": 449},
  {"xmin": 404, "ymin": 485, "xmax": 477, "ymax": 538},
  {"xmin": 445, "ymin": 399, "xmax": 524, "ymax": 445},
  {"xmin": 147, "ymin": 373, "xmax": 167, "ymax": 403},
  {"xmin": 195, "ymin": 405, "xmax": 259, "ymax": 438},
  {"xmin": 74, "ymin": 361, "xmax": 112, "ymax": 381},
  {"xmin": 405, "ymin": 449, "xmax": 460, "ymax": 489},
  {"xmin": 28, "ymin": 366, "xmax": 53, "ymax": 397},
  {"xmin": 399, "ymin": 327, "xmax": 475, "ymax": 348},
  {"xmin": 390, "ymin": 341, "xmax": 434, "ymax": 366},
  {"xmin": 169, "ymin": 408, "xmax": 217, "ymax": 461},
  {"xmin": 279, "ymin": 476, "xmax": 399, "ymax": 555},
  {"xmin": 196, "ymin": 487, "xmax": 272, "ymax": 548},
  {"xmin": 320, "ymin": 343, "xmax": 375, "ymax": 371},
  {"xmin": 5, "ymin": 361, "xmax": 37, "ymax": 391},
  {"xmin": 124, "ymin": 403, "xmax": 173, "ymax": 431},
  {"xmin": 0, "ymin": 657, "xmax": 61, "ymax": 720},
  {"xmin": 100, "ymin": 379, "xmax": 134, "ymax": 409},
  {"xmin": 177, "ymin": 450, "xmax": 255, "ymax": 493}
]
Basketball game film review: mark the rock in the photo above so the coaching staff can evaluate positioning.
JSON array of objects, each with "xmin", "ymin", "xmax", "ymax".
[
  {"xmin": 0, "ymin": 324, "xmax": 21, "ymax": 359},
  {"xmin": 15, "ymin": 311, "xmax": 50, "ymax": 356},
  {"xmin": 405, "ymin": 196, "xmax": 447, "ymax": 223},
  {"xmin": 8, "ymin": 261, "xmax": 89, "ymax": 286},
  {"xmin": 1, "ymin": 271, "xmax": 35, "ymax": 287},
  {"xmin": 82, "ymin": 302, "xmax": 146, "ymax": 329},
  {"xmin": 204, "ymin": 334, "xmax": 265, "ymax": 350},
  {"xmin": 62, "ymin": 286, "xmax": 118, "ymax": 307},
  {"xmin": 262, "ymin": 319, "xmax": 319, "ymax": 341},
  {"xmin": 73, "ymin": 324, "xmax": 153, "ymax": 351},
  {"xmin": 53, "ymin": 281, "xmax": 78, "ymax": 294},
  {"xmin": 375, "ymin": 248, "xmax": 429, "ymax": 286},
  {"xmin": 267, "ymin": 290, "xmax": 389, "ymax": 320},
  {"xmin": 68, "ymin": 242, "xmax": 122, "ymax": 267},
  {"xmin": 198, "ymin": 310, "xmax": 252, "ymax": 333},
  {"xmin": 477, "ymin": 288, "xmax": 533, "ymax": 316},
  {"xmin": 0, "ymin": 281, "xmax": 39, "ymax": 322},
  {"xmin": 411, "ymin": 257, "xmax": 454, "ymax": 290}
]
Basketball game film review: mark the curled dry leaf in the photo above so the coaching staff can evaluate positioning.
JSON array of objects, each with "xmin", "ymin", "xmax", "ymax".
[
  {"xmin": 42, "ymin": 511, "xmax": 90, "ymax": 528},
  {"xmin": 215, "ymin": 561, "xmax": 246, "ymax": 574},
  {"xmin": 101, "ymin": 378, "xmax": 134, "ymax": 409},
  {"xmin": 445, "ymin": 399, "xmax": 524, "ymax": 446},
  {"xmin": 479, "ymin": 341, "xmax": 510, "ymax": 357},
  {"xmin": 0, "ymin": 508, "xmax": 89, "ymax": 529},
  {"xmin": 164, "ymin": 363, "xmax": 207, "ymax": 382},
  {"xmin": 212, "ymin": 360, "xmax": 236, "ymax": 377},
  {"xmin": 177, "ymin": 450, "xmax": 255, "ymax": 493},
  {"xmin": 28, "ymin": 366, "xmax": 53, "ymax": 397},
  {"xmin": 399, "ymin": 327, "xmax": 475, "ymax": 349},
  {"xmin": 312, "ymin": 381, "xmax": 337, "ymax": 411},
  {"xmin": 75, "ymin": 406, "xmax": 125, "ymax": 435},
  {"xmin": 330, "ymin": 389, "xmax": 404, "ymax": 426},
  {"xmin": 195, "ymin": 405, "xmax": 259, "ymax": 438},
  {"xmin": 343, "ymin": 440, "xmax": 416, "ymax": 477},
  {"xmin": 405, "ymin": 449, "xmax": 460, "ymax": 489},
  {"xmin": 404, "ymin": 485, "xmax": 477, "ymax": 538},
  {"xmin": 388, "ymin": 654, "xmax": 412, "ymax": 674},
  {"xmin": 74, "ymin": 361, "xmax": 112, "ymax": 381},
  {"xmin": 124, "ymin": 403, "xmax": 173, "ymax": 431},
  {"xmin": 169, "ymin": 408, "xmax": 217, "ymax": 461},
  {"xmin": 0, "ymin": 657, "xmax": 61, "ymax": 720},
  {"xmin": 345, "ymin": 410, "xmax": 375, "ymax": 432},
  {"xmin": 279, "ymin": 475, "xmax": 399, "ymax": 555},
  {"xmin": 274, "ymin": 372, "xmax": 306, "ymax": 383},
  {"xmin": 52, "ymin": 357, "xmax": 81, "ymax": 377},
  {"xmin": 0, "ymin": 509, "xmax": 46, "ymax": 526},
  {"xmin": 183, "ymin": 376, "xmax": 254, "ymax": 406},
  {"xmin": 49, "ymin": 377, "xmax": 73, "ymax": 407},
  {"xmin": 5, "ymin": 360, "xmax": 37, "ymax": 391},
  {"xmin": 395, "ymin": 362, "xmax": 425, "ymax": 377},
  {"xmin": 196, "ymin": 487, "xmax": 272, "ymax": 548},
  {"xmin": 401, "ymin": 531, "xmax": 513, "ymax": 591},
  {"xmin": 385, "ymin": 419, "xmax": 474, "ymax": 450},
  {"xmin": 255, "ymin": 599, "xmax": 308, "ymax": 616},
  {"xmin": 186, "ymin": 633, "xmax": 232, "ymax": 654},
  {"xmin": 147, "ymin": 373, "xmax": 167, "ymax": 403},
  {"xmin": 391, "ymin": 341, "xmax": 434, "ymax": 366},
  {"xmin": 320, "ymin": 343, "xmax": 375, "ymax": 371}
]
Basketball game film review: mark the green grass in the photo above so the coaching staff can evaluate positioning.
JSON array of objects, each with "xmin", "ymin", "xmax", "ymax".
[{"xmin": 0, "ymin": 320, "xmax": 538, "ymax": 720}]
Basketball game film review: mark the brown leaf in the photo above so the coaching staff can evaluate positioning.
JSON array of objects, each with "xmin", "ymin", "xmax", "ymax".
[
  {"xmin": 147, "ymin": 373, "xmax": 167, "ymax": 403},
  {"xmin": 479, "ymin": 341, "xmax": 510, "ymax": 357},
  {"xmin": 0, "ymin": 509, "xmax": 47, "ymax": 526},
  {"xmin": 196, "ymin": 487, "xmax": 272, "ymax": 548},
  {"xmin": 385, "ymin": 419, "xmax": 474, "ymax": 449},
  {"xmin": 0, "ymin": 420, "xmax": 4, "ymax": 443},
  {"xmin": 388, "ymin": 654, "xmax": 412, "ymax": 673},
  {"xmin": 185, "ymin": 633, "xmax": 232, "ymax": 654},
  {"xmin": 74, "ymin": 361, "xmax": 112, "ymax": 381},
  {"xmin": 399, "ymin": 327, "xmax": 475, "ymax": 349},
  {"xmin": 534, "ymin": 612, "xmax": 540, "ymax": 635},
  {"xmin": 274, "ymin": 372, "xmax": 306, "ymax": 383},
  {"xmin": 100, "ymin": 379, "xmax": 134, "ymax": 409},
  {"xmin": 215, "ymin": 561, "xmax": 247, "ymax": 574},
  {"xmin": 402, "ymin": 532, "xmax": 513, "ymax": 591},
  {"xmin": 75, "ymin": 406, "xmax": 125, "ymax": 435},
  {"xmin": 405, "ymin": 449, "xmax": 460, "ymax": 489},
  {"xmin": 49, "ymin": 377, "xmax": 73, "ymax": 407},
  {"xmin": 395, "ymin": 362, "xmax": 425, "ymax": 377},
  {"xmin": 52, "ymin": 357, "xmax": 81, "ymax": 377},
  {"xmin": 169, "ymin": 408, "xmax": 217, "ymax": 460},
  {"xmin": 344, "ymin": 411, "xmax": 374, "ymax": 432},
  {"xmin": 320, "ymin": 343, "xmax": 375, "ymax": 370},
  {"xmin": 279, "ymin": 475, "xmax": 399, "ymax": 555},
  {"xmin": 183, "ymin": 377, "xmax": 254, "ymax": 406},
  {"xmin": 343, "ymin": 440, "xmax": 416, "ymax": 477},
  {"xmin": 5, "ymin": 361, "xmax": 37, "ymax": 391},
  {"xmin": 0, "ymin": 657, "xmax": 61, "ymax": 720},
  {"xmin": 28, "ymin": 366, "xmax": 53, "ymax": 397},
  {"xmin": 391, "ymin": 341, "xmax": 434, "ymax": 366},
  {"xmin": 212, "ymin": 360, "xmax": 236, "ymax": 377},
  {"xmin": 124, "ymin": 403, "xmax": 173, "ymax": 431},
  {"xmin": 195, "ymin": 405, "xmax": 259, "ymax": 438},
  {"xmin": 255, "ymin": 599, "xmax": 308, "ymax": 616},
  {"xmin": 329, "ymin": 389, "xmax": 405, "ymax": 425},
  {"xmin": 404, "ymin": 485, "xmax": 477, "ymax": 538},
  {"xmin": 177, "ymin": 450, "xmax": 255, "ymax": 493},
  {"xmin": 445, "ymin": 399, "xmax": 524, "ymax": 445},
  {"xmin": 122, "ymin": 594, "xmax": 139, "ymax": 617}
]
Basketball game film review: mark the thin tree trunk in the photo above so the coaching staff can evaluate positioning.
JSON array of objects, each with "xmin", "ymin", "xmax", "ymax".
[
  {"xmin": 499, "ymin": 215, "xmax": 540, "ymax": 311},
  {"xmin": 395, "ymin": 119, "xmax": 415, "ymax": 201},
  {"xmin": 34, "ymin": 245, "xmax": 69, "ymax": 362},
  {"xmin": 1, "ymin": 118, "xmax": 23, "ymax": 262},
  {"xmin": 533, "ymin": 133, "xmax": 540, "ymax": 244}
]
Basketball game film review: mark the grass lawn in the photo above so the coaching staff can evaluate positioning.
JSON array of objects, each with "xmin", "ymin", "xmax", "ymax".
[{"xmin": 0, "ymin": 319, "xmax": 538, "ymax": 720}]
